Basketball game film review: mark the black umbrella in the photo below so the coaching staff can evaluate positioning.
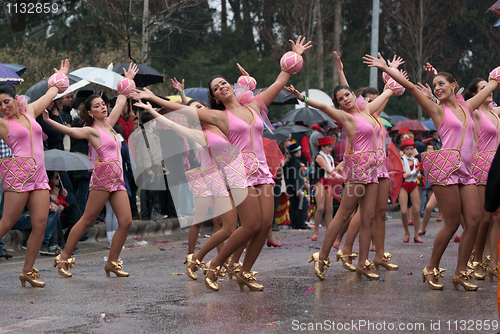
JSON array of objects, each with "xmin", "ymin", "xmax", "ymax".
[
  {"xmin": 255, "ymin": 88, "xmax": 298, "ymax": 106},
  {"xmin": 280, "ymin": 106, "xmax": 331, "ymax": 125},
  {"xmin": 112, "ymin": 63, "xmax": 164, "ymax": 87},
  {"xmin": 184, "ymin": 87, "xmax": 209, "ymax": 102},
  {"xmin": 263, "ymin": 124, "xmax": 310, "ymax": 144},
  {"xmin": 25, "ymin": 74, "xmax": 81, "ymax": 102}
]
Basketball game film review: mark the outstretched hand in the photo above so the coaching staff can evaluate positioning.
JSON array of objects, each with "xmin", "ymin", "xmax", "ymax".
[
  {"xmin": 42, "ymin": 109, "xmax": 50, "ymax": 122},
  {"xmin": 363, "ymin": 53, "xmax": 387, "ymax": 70},
  {"xmin": 387, "ymin": 55, "xmax": 405, "ymax": 69},
  {"xmin": 237, "ymin": 63, "xmax": 250, "ymax": 76},
  {"xmin": 416, "ymin": 82, "xmax": 433, "ymax": 99},
  {"xmin": 171, "ymin": 77, "xmax": 185, "ymax": 92},
  {"xmin": 333, "ymin": 51, "xmax": 343, "ymax": 71},
  {"xmin": 133, "ymin": 101, "xmax": 154, "ymax": 112},
  {"xmin": 54, "ymin": 59, "xmax": 70, "ymax": 75},
  {"xmin": 284, "ymin": 85, "xmax": 302, "ymax": 99},
  {"xmin": 423, "ymin": 62, "xmax": 437, "ymax": 76},
  {"xmin": 289, "ymin": 36, "xmax": 313, "ymax": 55},
  {"xmin": 123, "ymin": 63, "xmax": 139, "ymax": 80},
  {"xmin": 132, "ymin": 87, "xmax": 155, "ymax": 100}
]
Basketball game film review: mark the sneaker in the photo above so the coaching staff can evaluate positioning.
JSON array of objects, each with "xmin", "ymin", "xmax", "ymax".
[
  {"xmin": 21, "ymin": 239, "xmax": 27, "ymax": 250},
  {"xmin": 39, "ymin": 243, "xmax": 56, "ymax": 256},
  {"xmin": 151, "ymin": 212, "xmax": 165, "ymax": 221},
  {"xmin": 79, "ymin": 235, "xmax": 89, "ymax": 242}
]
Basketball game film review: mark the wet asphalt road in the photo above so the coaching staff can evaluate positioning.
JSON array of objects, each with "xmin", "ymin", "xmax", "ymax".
[{"xmin": 0, "ymin": 213, "xmax": 498, "ymax": 334}]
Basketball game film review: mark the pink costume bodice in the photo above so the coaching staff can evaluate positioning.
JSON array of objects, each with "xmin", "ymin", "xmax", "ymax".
[
  {"xmin": 5, "ymin": 112, "xmax": 50, "ymax": 191},
  {"xmin": 225, "ymin": 105, "xmax": 274, "ymax": 187},
  {"xmin": 343, "ymin": 114, "xmax": 378, "ymax": 184},
  {"xmin": 373, "ymin": 115, "xmax": 389, "ymax": 179},
  {"xmin": 204, "ymin": 128, "xmax": 231, "ymax": 165},
  {"xmin": 89, "ymin": 124, "xmax": 126, "ymax": 192},
  {"xmin": 437, "ymin": 103, "xmax": 475, "ymax": 185},
  {"xmin": 477, "ymin": 109, "xmax": 500, "ymax": 152}
]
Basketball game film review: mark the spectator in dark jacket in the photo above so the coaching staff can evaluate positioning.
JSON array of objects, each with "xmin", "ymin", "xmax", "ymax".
[{"xmin": 284, "ymin": 143, "xmax": 310, "ymax": 230}]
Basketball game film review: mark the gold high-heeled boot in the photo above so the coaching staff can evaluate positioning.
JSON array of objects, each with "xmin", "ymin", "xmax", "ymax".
[
  {"xmin": 335, "ymin": 249, "xmax": 356, "ymax": 272},
  {"xmin": 356, "ymin": 261, "xmax": 380, "ymax": 280},
  {"xmin": 422, "ymin": 267, "xmax": 445, "ymax": 290},
  {"xmin": 452, "ymin": 270, "xmax": 478, "ymax": 291},
  {"xmin": 488, "ymin": 266, "xmax": 498, "ymax": 281},
  {"xmin": 183, "ymin": 254, "xmax": 203, "ymax": 280},
  {"xmin": 236, "ymin": 271, "xmax": 264, "ymax": 291},
  {"xmin": 19, "ymin": 268, "xmax": 45, "ymax": 288},
  {"xmin": 203, "ymin": 260, "xmax": 224, "ymax": 291},
  {"xmin": 227, "ymin": 262, "xmax": 242, "ymax": 280},
  {"xmin": 104, "ymin": 259, "xmax": 129, "ymax": 277},
  {"xmin": 473, "ymin": 261, "xmax": 487, "ymax": 280},
  {"xmin": 308, "ymin": 252, "xmax": 330, "ymax": 280},
  {"xmin": 373, "ymin": 252, "xmax": 399, "ymax": 271},
  {"xmin": 53, "ymin": 255, "xmax": 75, "ymax": 278}
]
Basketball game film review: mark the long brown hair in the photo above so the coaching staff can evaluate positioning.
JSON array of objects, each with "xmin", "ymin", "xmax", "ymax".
[{"xmin": 78, "ymin": 94, "xmax": 100, "ymax": 126}]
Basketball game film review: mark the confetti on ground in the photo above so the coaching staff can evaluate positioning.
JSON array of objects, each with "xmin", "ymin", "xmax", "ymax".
[
  {"xmin": 170, "ymin": 273, "xmax": 184, "ymax": 275},
  {"xmin": 407, "ymin": 272, "xmax": 412, "ymax": 275},
  {"xmin": 267, "ymin": 324, "xmax": 277, "ymax": 326},
  {"xmin": 308, "ymin": 287, "xmax": 314, "ymax": 291}
]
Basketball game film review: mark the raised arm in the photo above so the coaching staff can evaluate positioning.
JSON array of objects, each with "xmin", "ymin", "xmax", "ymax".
[
  {"xmin": 42, "ymin": 109, "xmax": 95, "ymax": 140},
  {"xmin": 133, "ymin": 87, "xmax": 226, "ymax": 129},
  {"xmin": 108, "ymin": 63, "xmax": 139, "ymax": 127},
  {"xmin": 363, "ymin": 53, "xmax": 442, "ymax": 121},
  {"xmin": 259, "ymin": 36, "xmax": 312, "ymax": 106},
  {"xmin": 133, "ymin": 101, "xmax": 206, "ymax": 145},
  {"xmin": 333, "ymin": 51, "xmax": 349, "ymax": 86},
  {"xmin": 28, "ymin": 60, "xmax": 70, "ymax": 118},
  {"xmin": 171, "ymin": 78, "xmax": 189, "ymax": 105},
  {"xmin": 284, "ymin": 85, "xmax": 355, "ymax": 127},
  {"xmin": 466, "ymin": 79, "xmax": 499, "ymax": 111},
  {"xmin": 366, "ymin": 89, "xmax": 393, "ymax": 115}
]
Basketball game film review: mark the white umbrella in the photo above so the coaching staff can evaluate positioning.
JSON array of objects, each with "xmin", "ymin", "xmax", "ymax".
[
  {"xmin": 53, "ymin": 79, "xmax": 90, "ymax": 100},
  {"xmin": 70, "ymin": 67, "xmax": 124, "ymax": 94}
]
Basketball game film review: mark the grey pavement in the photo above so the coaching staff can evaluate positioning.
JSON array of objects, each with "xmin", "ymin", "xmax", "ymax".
[{"xmin": 0, "ymin": 212, "xmax": 498, "ymax": 334}]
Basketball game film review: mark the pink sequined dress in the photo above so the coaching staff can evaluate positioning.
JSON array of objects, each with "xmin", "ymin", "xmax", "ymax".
[
  {"xmin": 221, "ymin": 105, "xmax": 274, "ymax": 188},
  {"xmin": 434, "ymin": 103, "xmax": 476, "ymax": 186},
  {"xmin": 89, "ymin": 124, "xmax": 126, "ymax": 192},
  {"xmin": 0, "ymin": 112, "xmax": 50, "ymax": 192},
  {"xmin": 472, "ymin": 108, "xmax": 500, "ymax": 185},
  {"xmin": 343, "ymin": 114, "xmax": 378, "ymax": 184}
]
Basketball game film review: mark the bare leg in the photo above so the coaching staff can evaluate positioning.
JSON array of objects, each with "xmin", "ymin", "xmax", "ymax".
[
  {"xmin": 489, "ymin": 215, "xmax": 500, "ymax": 273},
  {"xmin": 373, "ymin": 178, "xmax": 393, "ymax": 263},
  {"xmin": 356, "ymin": 183, "xmax": 378, "ymax": 274},
  {"xmin": 187, "ymin": 197, "xmax": 211, "ymax": 254},
  {"xmin": 107, "ymin": 191, "xmax": 132, "ymax": 263},
  {"xmin": 472, "ymin": 185, "xmax": 491, "ymax": 276},
  {"xmin": 421, "ymin": 193, "xmax": 438, "ymax": 233},
  {"xmin": 399, "ymin": 188, "xmax": 410, "ymax": 236},
  {"xmin": 409, "ymin": 188, "xmax": 421, "ymax": 241},
  {"xmin": 340, "ymin": 209, "xmax": 360, "ymax": 265},
  {"xmin": 24, "ymin": 190, "xmax": 50, "ymax": 275},
  {"xmin": 59, "ymin": 190, "xmax": 110, "ymax": 267},
  {"xmin": 313, "ymin": 183, "xmax": 326, "ymax": 235}
]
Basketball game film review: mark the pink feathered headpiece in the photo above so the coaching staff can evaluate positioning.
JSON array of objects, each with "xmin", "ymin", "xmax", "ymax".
[
  {"xmin": 355, "ymin": 95, "xmax": 369, "ymax": 111},
  {"xmin": 235, "ymin": 86, "xmax": 274, "ymax": 132}
]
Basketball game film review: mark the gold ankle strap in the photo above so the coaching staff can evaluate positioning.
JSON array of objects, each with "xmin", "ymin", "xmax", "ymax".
[
  {"xmin": 459, "ymin": 270, "xmax": 474, "ymax": 280},
  {"xmin": 27, "ymin": 268, "xmax": 40, "ymax": 278}
]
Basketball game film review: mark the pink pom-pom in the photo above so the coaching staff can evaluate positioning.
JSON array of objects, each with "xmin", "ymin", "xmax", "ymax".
[
  {"xmin": 280, "ymin": 52, "xmax": 303, "ymax": 75},
  {"xmin": 382, "ymin": 67, "xmax": 398, "ymax": 84},
  {"xmin": 489, "ymin": 67, "xmax": 500, "ymax": 87},
  {"xmin": 117, "ymin": 78, "xmax": 136, "ymax": 97},
  {"xmin": 385, "ymin": 77, "xmax": 405, "ymax": 97},
  {"xmin": 48, "ymin": 73, "xmax": 69, "ymax": 93},
  {"xmin": 236, "ymin": 75, "xmax": 257, "ymax": 92}
]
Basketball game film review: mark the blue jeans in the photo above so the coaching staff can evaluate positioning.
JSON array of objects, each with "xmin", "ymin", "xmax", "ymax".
[
  {"xmin": 177, "ymin": 182, "xmax": 194, "ymax": 215},
  {"xmin": 420, "ymin": 189, "xmax": 427, "ymax": 215},
  {"xmin": 60, "ymin": 172, "xmax": 77, "ymax": 206},
  {"xmin": 12, "ymin": 208, "xmax": 60, "ymax": 245}
]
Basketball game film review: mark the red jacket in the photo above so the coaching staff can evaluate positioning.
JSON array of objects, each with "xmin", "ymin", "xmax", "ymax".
[{"xmin": 117, "ymin": 116, "xmax": 134, "ymax": 143}]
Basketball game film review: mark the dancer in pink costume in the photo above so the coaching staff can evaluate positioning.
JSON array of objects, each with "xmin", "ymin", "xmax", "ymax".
[
  {"xmin": 45, "ymin": 64, "xmax": 139, "ymax": 279},
  {"xmin": 0, "ymin": 60, "xmax": 70, "ymax": 287},
  {"xmin": 285, "ymin": 67, "xmax": 395, "ymax": 281},
  {"xmin": 364, "ymin": 53, "xmax": 499, "ymax": 291},
  {"xmin": 134, "ymin": 36, "xmax": 312, "ymax": 291},
  {"xmin": 134, "ymin": 99, "xmax": 239, "ymax": 282},
  {"xmin": 332, "ymin": 53, "xmax": 402, "ymax": 273},
  {"xmin": 463, "ymin": 78, "xmax": 500, "ymax": 280}
]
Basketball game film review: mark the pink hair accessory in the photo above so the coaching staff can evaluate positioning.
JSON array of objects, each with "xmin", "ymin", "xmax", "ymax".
[
  {"xmin": 16, "ymin": 95, "xmax": 29, "ymax": 113},
  {"xmin": 280, "ymin": 52, "xmax": 303, "ymax": 75},
  {"xmin": 355, "ymin": 95, "xmax": 369, "ymax": 110},
  {"xmin": 384, "ymin": 77, "xmax": 405, "ymax": 96},
  {"xmin": 117, "ymin": 78, "xmax": 136, "ymax": 97},
  {"xmin": 48, "ymin": 73, "xmax": 69, "ymax": 94},
  {"xmin": 236, "ymin": 75, "xmax": 257, "ymax": 92}
]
